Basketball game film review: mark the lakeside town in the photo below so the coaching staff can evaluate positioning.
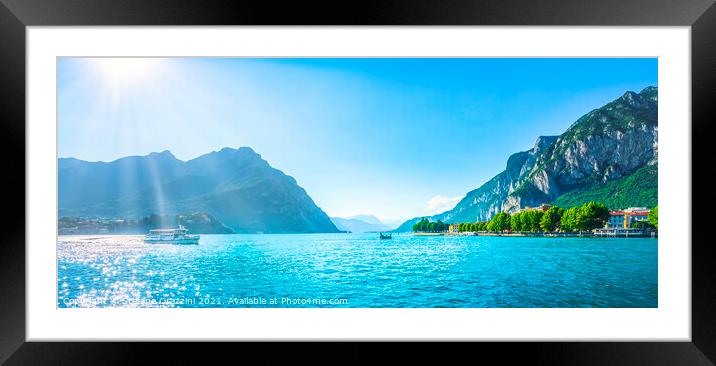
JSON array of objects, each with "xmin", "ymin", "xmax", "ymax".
[
  {"xmin": 412, "ymin": 201, "xmax": 658, "ymax": 238},
  {"xmin": 59, "ymin": 201, "xmax": 658, "ymax": 238},
  {"xmin": 57, "ymin": 212, "xmax": 235, "ymax": 235}
]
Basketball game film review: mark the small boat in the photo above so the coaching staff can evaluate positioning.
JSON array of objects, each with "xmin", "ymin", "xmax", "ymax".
[
  {"xmin": 144, "ymin": 225, "xmax": 200, "ymax": 245},
  {"xmin": 379, "ymin": 233, "xmax": 392, "ymax": 240}
]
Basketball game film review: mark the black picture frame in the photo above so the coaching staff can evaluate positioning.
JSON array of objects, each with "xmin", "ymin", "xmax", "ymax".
[{"xmin": 1, "ymin": 0, "xmax": 714, "ymax": 364}]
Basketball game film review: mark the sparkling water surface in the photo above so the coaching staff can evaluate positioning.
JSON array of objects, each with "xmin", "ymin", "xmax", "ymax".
[{"xmin": 57, "ymin": 233, "xmax": 657, "ymax": 308}]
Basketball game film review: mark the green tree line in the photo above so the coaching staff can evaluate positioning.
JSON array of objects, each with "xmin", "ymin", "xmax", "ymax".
[
  {"xmin": 412, "ymin": 202, "xmax": 658, "ymax": 234},
  {"xmin": 412, "ymin": 218, "xmax": 448, "ymax": 233},
  {"xmin": 414, "ymin": 201, "xmax": 631, "ymax": 234}
]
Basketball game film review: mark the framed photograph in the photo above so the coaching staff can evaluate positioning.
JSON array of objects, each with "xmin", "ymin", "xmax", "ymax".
[{"xmin": 2, "ymin": 0, "xmax": 715, "ymax": 364}]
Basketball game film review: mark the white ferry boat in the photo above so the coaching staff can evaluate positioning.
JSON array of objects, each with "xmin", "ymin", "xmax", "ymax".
[{"xmin": 144, "ymin": 225, "xmax": 200, "ymax": 245}]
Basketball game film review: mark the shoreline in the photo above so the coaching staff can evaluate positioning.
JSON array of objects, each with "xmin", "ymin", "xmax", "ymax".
[
  {"xmin": 57, "ymin": 231, "xmax": 657, "ymax": 239},
  {"xmin": 413, "ymin": 231, "xmax": 656, "ymax": 238}
]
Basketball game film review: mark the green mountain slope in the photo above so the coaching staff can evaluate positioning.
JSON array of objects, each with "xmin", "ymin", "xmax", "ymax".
[{"xmin": 551, "ymin": 164, "xmax": 657, "ymax": 209}]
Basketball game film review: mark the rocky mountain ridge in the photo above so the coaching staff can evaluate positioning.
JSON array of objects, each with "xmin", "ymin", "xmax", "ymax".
[{"xmin": 395, "ymin": 86, "xmax": 658, "ymax": 231}]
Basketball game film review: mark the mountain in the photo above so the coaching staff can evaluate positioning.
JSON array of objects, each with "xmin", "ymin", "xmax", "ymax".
[
  {"xmin": 58, "ymin": 147, "xmax": 340, "ymax": 233},
  {"xmin": 379, "ymin": 218, "xmax": 407, "ymax": 229},
  {"xmin": 346, "ymin": 215, "xmax": 384, "ymax": 226},
  {"xmin": 330, "ymin": 215, "xmax": 392, "ymax": 233},
  {"xmin": 175, "ymin": 212, "xmax": 236, "ymax": 234},
  {"xmin": 395, "ymin": 86, "xmax": 658, "ymax": 232}
]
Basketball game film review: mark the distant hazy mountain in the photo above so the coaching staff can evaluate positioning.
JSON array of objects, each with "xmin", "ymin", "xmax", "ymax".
[
  {"xmin": 330, "ymin": 215, "xmax": 392, "ymax": 233},
  {"xmin": 378, "ymin": 217, "xmax": 407, "ymax": 229},
  {"xmin": 346, "ymin": 215, "xmax": 384, "ymax": 226},
  {"xmin": 395, "ymin": 86, "xmax": 658, "ymax": 232},
  {"xmin": 59, "ymin": 147, "xmax": 340, "ymax": 234}
]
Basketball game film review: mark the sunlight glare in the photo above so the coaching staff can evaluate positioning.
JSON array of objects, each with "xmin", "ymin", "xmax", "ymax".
[
  {"xmin": 94, "ymin": 58, "xmax": 163, "ymax": 85},
  {"xmin": 90, "ymin": 58, "xmax": 167, "ymax": 107}
]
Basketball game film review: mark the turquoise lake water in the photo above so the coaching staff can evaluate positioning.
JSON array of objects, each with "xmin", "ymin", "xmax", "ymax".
[{"xmin": 57, "ymin": 233, "xmax": 657, "ymax": 308}]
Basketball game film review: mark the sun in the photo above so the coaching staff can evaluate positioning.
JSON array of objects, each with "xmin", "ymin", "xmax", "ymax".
[{"xmin": 93, "ymin": 58, "xmax": 163, "ymax": 86}]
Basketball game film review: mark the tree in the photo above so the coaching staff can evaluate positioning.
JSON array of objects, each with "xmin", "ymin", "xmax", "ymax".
[
  {"xmin": 429, "ymin": 222, "xmax": 437, "ymax": 232},
  {"xmin": 413, "ymin": 218, "xmax": 430, "ymax": 232},
  {"xmin": 579, "ymin": 201, "xmax": 610, "ymax": 231},
  {"xmin": 489, "ymin": 212, "xmax": 511, "ymax": 233},
  {"xmin": 510, "ymin": 212, "xmax": 522, "ymax": 232},
  {"xmin": 519, "ymin": 212, "xmax": 530, "ymax": 232},
  {"xmin": 631, "ymin": 220, "xmax": 655, "ymax": 231},
  {"xmin": 648, "ymin": 206, "xmax": 658, "ymax": 229},
  {"xmin": 558, "ymin": 202, "xmax": 609, "ymax": 232},
  {"xmin": 502, "ymin": 212, "xmax": 512, "ymax": 232},
  {"xmin": 517, "ymin": 210, "xmax": 543, "ymax": 232},
  {"xmin": 530, "ymin": 211, "xmax": 545, "ymax": 232},
  {"xmin": 540, "ymin": 206, "xmax": 565, "ymax": 232},
  {"xmin": 572, "ymin": 208, "xmax": 587, "ymax": 231},
  {"xmin": 560, "ymin": 207, "xmax": 579, "ymax": 232}
]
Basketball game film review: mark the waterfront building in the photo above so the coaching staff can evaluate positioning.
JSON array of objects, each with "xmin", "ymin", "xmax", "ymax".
[
  {"xmin": 606, "ymin": 207, "xmax": 651, "ymax": 228},
  {"xmin": 537, "ymin": 203, "xmax": 552, "ymax": 211},
  {"xmin": 516, "ymin": 203, "xmax": 552, "ymax": 213},
  {"xmin": 607, "ymin": 211, "xmax": 625, "ymax": 228},
  {"xmin": 624, "ymin": 211, "xmax": 650, "ymax": 227},
  {"xmin": 594, "ymin": 227, "xmax": 646, "ymax": 237}
]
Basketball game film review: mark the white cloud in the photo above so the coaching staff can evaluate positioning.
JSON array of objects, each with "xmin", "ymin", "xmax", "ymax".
[{"xmin": 425, "ymin": 195, "xmax": 463, "ymax": 215}]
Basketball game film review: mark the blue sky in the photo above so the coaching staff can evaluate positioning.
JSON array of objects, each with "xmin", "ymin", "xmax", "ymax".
[{"xmin": 58, "ymin": 57, "xmax": 657, "ymax": 222}]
